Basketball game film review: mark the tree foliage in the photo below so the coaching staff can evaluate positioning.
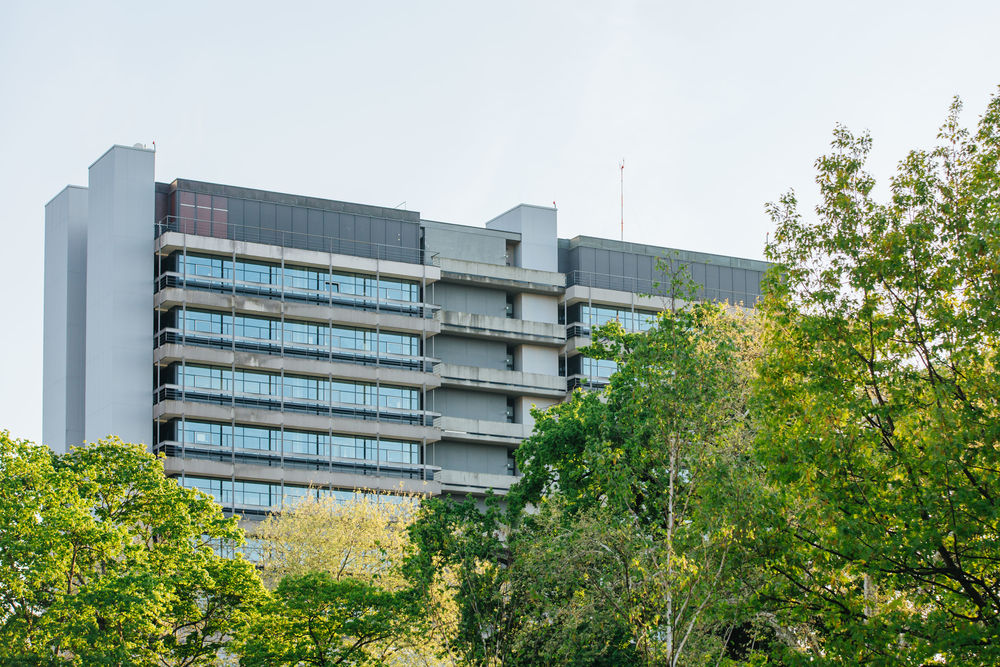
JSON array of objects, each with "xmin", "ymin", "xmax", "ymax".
[
  {"xmin": 0, "ymin": 432, "xmax": 265, "ymax": 665},
  {"xmin": 242, "ymin": 491, "xmax": 458, "ymax": 666},
  {"xmin": 413, "ymin": 294, "xmax": 766, "ymax": 666},
  {"xmin": 755, "ymin": 89, "xmax": 1000, "ymax": 664}
]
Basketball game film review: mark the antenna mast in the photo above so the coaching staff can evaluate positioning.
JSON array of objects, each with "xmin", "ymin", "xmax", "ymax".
[{"xmin": 619, "ymin": 159, "xmax": 625, "ymax": 241}]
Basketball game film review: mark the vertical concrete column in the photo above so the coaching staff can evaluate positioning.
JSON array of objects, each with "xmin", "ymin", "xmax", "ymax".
[
  {"xmin": 84, "ymin": 145, "xmax": 155, "ymax": 446},
  {"xmin": 43, "ymin": 186, "xmax": 89, "ymax": 452}
]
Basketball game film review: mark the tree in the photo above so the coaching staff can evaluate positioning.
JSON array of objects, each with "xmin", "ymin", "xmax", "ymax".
[
  {"xmin": 0, "ymin": 432, "xmax": 265, "ymax": 665},
  {"xmin": 241, "ymin": 491, "xmax": 458, "ymax": 666},
  {"xmin": 755, "ymin": 89, "xmax": 1000, "ymax": 664},
  {"xmin": 236, "ymin": 572, "xmax": 419, "ymax": 667},
  {"xmin": 410, "ymin": 293, "xmax": 766, "ymax": 666},
  {"xmin": 513, "ymin": 300, "xmax": 763, "ymax": 666}
]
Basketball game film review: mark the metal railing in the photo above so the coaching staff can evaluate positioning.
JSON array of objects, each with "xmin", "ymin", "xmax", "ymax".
[
  {"xmin": 154, "ymin": 385, "xmax": 436, "ymax": 426},
  {"xmin": 155, "ymin": 272, "xmax": 437, "ymax": 318},
  {"xmin": 564, "ymin": 270, "xmax": 762, "ymax": 305},
  {"xmin": 156, "ymin": 328, "xmax": 436, "ymax": 372},
  {"xmin": 155, "ymin": 441, "xmax": 437, "ymax": 481},
  {"xmin": 156, "ymin": 215, "xmax": 433, "ymax": 265}
]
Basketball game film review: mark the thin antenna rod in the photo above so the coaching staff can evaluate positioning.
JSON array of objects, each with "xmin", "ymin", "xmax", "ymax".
[{"xmin": 619, "ymin": 159, "xmax": 625, "ymax": 241}]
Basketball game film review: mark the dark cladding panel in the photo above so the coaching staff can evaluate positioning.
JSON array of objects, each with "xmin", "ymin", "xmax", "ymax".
[
  {"xmin": 259, "ymin": 202, "xmax": 277, "ymax": 245},
  {"xmin": 690, "ymin": 262, "xmax": 706, "ymax": 298},
  {"xmin": 340, "ymin": 214, "xmax": 356, "ymax": 240},
  {"xmin": 400, "ymin": 224, "xmax": 420, "ymax": 263},
  {"xmin": 355, "ymin": 216, "xmax": 372, "ymax": 250},
  {"xmin": 578, "ymin": 246, "xmax": 595, "ymax": 274},
  {"xmin": 276, "ymin": 205, "xmax": 293, "ymax": 240},
  {"xmin": 623, "ymin": 253, "xmax": 637, "ymax": 281},
  {"xmin": 307, "ymin": 209, "xmax": 324, "ymax": 243},
  {"xmin": 291, "ymin": 207, "xmax": 308, "ymax": 245},
  {"xmin": 227, "ymin": 198, "xmax": 245, "ymax": 241},
  {"xmin": 594, "ymin": 249, "xmax": 610, "ymax": 276},
  {"xmin": 610, "ymin": 250, "xmax": 624, "ymax": 278},
  {"xmin": 720, "ymin": 266, "xmax": 733, "ymax": 297},
  {"xmin": 732, "ymin": 268, "xmax": 746, "ymax": 303},
  {"xmin": 323, "ymin": 210, "xmax": 340, "ymax": 241},
  {"xmin": 706, "ymin": 264, "xmax": 720, "ymax": 294},
  {"xmin": 371, "ymin": 219, "xmax": 387, "ymax": 248}
]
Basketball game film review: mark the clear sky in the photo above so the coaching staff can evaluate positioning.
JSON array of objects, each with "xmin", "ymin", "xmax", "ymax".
[{"xmin": 1, "ymin": 0, "xmax": 998, "ymax": 442}]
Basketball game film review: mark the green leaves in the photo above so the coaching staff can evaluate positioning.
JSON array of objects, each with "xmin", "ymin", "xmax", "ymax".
[
  {"xmin": 0, "ymin": 433, "xmax": 265, "ymax": 665},
  {"xmin": 755, "ymin": 87, "xmax": 1000, "ymax": 664},
  {"xmin": 235, "ymin": 572, "xmax": 421, "ymax": 667}
]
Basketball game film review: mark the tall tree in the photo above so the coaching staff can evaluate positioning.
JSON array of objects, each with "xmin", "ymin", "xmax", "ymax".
[
  {"xmin": 0, "ymin": 432, "xmax": 265, "ymax": 665},
  {"xmin": 241, "ymin": 492, "xmax": 458, "ymax": 666},
  {"xmin": 519, "ymin": 301, "xmax": 760, "ymax": 665},
  {"xmin": 756, "ymin": 89, "xmax": 1000, "ymax": 664}
]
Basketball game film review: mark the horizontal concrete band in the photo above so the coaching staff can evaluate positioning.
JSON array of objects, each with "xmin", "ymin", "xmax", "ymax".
[
  {"xmin": 154, "ymin": 400, "xmax": 443, "ymax": 443},
  {"xmin": 436, "ymin": 469, "xmax": 520, "ymax": 496},
  {"xmin": 157, "ymin": 231, "xmax": 442, "ymax": 283},
  {"xmin": 155, "ymin": 287, "xmax": 441, "ymax": 336},
  {"xmin": 437, "ymin": 310, "xmax": 565, "ymax": 346},
  {"xmin": 562, "ymin": 284, "xmax": 677, "ymax": 311},
  {"xmin": 435, "ymin": 416, "xmax": 531, "ymax": 446},
  {"xmin": 155, "ymin": 343, "xmax": 440, "ymax": 389},
  {"xmin": 162, "ymin": 456, "xmax": 442, "ymax": 496},
  {"xmin": 434, "ymin": 363, "xmax": 566, "ymax": 398}
]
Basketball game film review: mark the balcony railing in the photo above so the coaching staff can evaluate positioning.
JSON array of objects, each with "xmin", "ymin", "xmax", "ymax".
[
  {"xmin": 156, "ymin": 328, "xmax": 436, "ymax": 372},
  {"xmin": 565, "ymin": 269, "xmax": 762, "ymax": 305},
  {"xmin": 155, "ymin": 441, "xmax": 437, "ymax": 481},
  {"xmin": 154, "ymin": 385, "xmax": 436, "ymax": 426},
  {"xmin": 155, "ymin": 273, "xmax": 437, "ymax": 318}
]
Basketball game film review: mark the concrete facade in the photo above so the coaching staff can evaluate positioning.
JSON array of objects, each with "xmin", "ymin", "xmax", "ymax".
[{"xmin": 43, "ymin": 146, "xmax": 769, "ymax": 516}]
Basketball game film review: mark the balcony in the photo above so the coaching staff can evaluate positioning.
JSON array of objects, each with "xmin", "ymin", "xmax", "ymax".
[
  {"xmin": 434, "ymin": 416, "xmax": 532, "ymax": 446},
  {"xmin": 436, "ymin": 469, "xmax": 522, "ymax": 496},
  {"xmin": 437, "ymin": 310, "xmax": 565, "ymax": 346},
  {"xmin": 433, "ymin": 363, "xmax": 566, "ymax": 398}
]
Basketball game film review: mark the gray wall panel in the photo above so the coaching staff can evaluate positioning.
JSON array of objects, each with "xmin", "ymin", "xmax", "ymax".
[
  {"xmin": 430, "ymin": 283, "xmax": 507, "ymax": 317},
  {"xmin": 85, "ymin": 146, "xmax": 154, "ymax": 446},
  {"xmin": 432, "ymin": 336, "xmax": 507, "ymax": 370},
  {"xmin": 44, "ymin": 186, "xmax": 89, "ymax": 452},
  {"xmin": 431, "ymin": 388, "xmax": 508, "ymax": 423},
  {"xmin": 433, "ymin": 440, "xmax": 508, "ymax": 475}
]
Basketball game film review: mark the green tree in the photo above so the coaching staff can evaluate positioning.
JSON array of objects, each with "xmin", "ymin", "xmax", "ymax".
[
  {"xmin": 236, "ymin": 572, "xmax": 422, "ymax": 667},
  {"xmin": 410, "ymin": 292, "xmax": 766, "ymax": 666},
  {"xmin": 245, "ymin": 491, "xmax": 458, "ymax": 666},
  {"xmin": 514, "ymin": 300, "xmax": 763, "ymax": 666},
  {"xmin": 755, "ymin": 89, "xmax": 1000, "ymax": 664},
  {"xmin": 407, "ymin": 494, "xmax": 527, "ymax": 666},
  {"xmin": 0, "ymin": 432, "xmax": 265, "ymax": 665}
]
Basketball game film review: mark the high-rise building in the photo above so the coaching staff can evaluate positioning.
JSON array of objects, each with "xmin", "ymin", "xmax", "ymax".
[{"xmin": 43, "ymin": 144, "xmax": 769, "ymax": 516}]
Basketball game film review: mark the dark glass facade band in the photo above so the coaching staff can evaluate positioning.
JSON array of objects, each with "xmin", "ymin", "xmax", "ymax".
[
  {"xmin": 159, "ymin": 419, "xmax": 420, "ymax": 466},
  {"xmin": 158, "ymin": 252, "xmax": 424, "ymax": 315},
  {"xmin": 159, "ymin": 308, "xmax": 422, "ymax": 368},
  {"xmin": 569, "ymin": 303, "xmax": 658, "ymax": 331},
  {"xmin": 179, "ymin": 476, "xmax": 410, "ymax": 512},
  {"xmin": 156, "ymin": 363, "xmax": 425, "ymax": 424}
]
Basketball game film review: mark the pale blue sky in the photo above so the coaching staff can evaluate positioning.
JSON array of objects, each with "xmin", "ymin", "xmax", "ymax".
[{"xmin": 1, "ymin": 0, "xmax": 998, "ymax": 442}]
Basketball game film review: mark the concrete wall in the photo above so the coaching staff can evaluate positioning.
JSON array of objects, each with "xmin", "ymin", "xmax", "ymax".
[
  {"xmin": 422, "ymin": 220, "xmax": 509, "ymax": 265},
  {"xmin": 85, "ymin": 146, "xmax": 155, "ymax": 446},
  {"xmin": 431, "ymin": 439, "xmax": 509, "ymax": 475},
  {"xmin": 515, "ymin": 292, "xmax": 557, "ymax": 323},
  {"xmin": 515, "ymin": 345, "xmax": 558, "ymax": 376},
  {"xmin": 485, "ymin": 204, "xmax": 558, "ymax": 272},
  {"xmin": 44, "ymin": 186, "xmax": 89, "ymax": 452},
  {"xmin": 431, "ymin": 335, "xmax": 508, "ymax": 370},
  {"xmin": 429, "ymin": 282, "xmax": 507, "ymax": 318},
  {"xmin": 430, "ymin": 388, "xmax": 508, "ymax": 422},
  {"xmin": 517, "ymin": 396, "xmax": 559, "ymax": 432}
]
